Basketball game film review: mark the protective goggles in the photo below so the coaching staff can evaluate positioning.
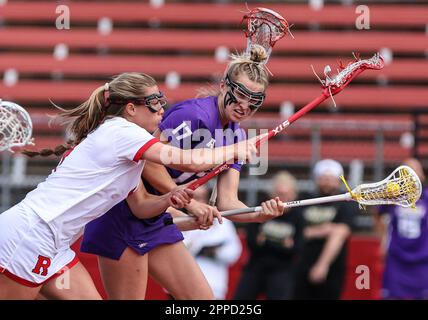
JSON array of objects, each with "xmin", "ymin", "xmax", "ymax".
[
  {"xmin": 135, "ymin": 92, "xmax": 167, "ymax": 113},
  {"xmin": 225, "ymin": 74, "xmax": 265, "ymax": 111},
  {"xmin": 110, "ymin": 92, "xmax": 167, "ymax": 113}
]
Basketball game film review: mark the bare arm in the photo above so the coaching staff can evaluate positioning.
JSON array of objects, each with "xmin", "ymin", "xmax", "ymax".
[
  {"xmin": 141, "ymin": 130, "xmax": 176, "ymax": 194},
  {"xmin": 142, "ymin": 161, "xmax": 177, "ymax": 194},
  {"xmin": 143, "ymin": 160, "xmax": 222, "ymax": 226},
  {"xmin": 167, "ymin": 207, "xmax": 206, "ymax": 231},
  {"xmin": 309, "ymin": 223, "xmax": 351, "ymax": 283},
  {"xmin": 142, "ymin": 137, "xmax": 255, "ymax": 173},
  {"xmin": 141, "ymin": 142, "xmax": 222, "ymax": 172},
  {"xmin": 216, "ymin": 169, "xmax": 284, "ymax": 223},
  {"xmin": 163, "ymin": 206, "xmax": 202, "ymax": 231},
  {"xmin": 303, "ymin": 223, "xmax": 335, "ymax": 240},
  {"xmin": 216, "ymin": 169, "xmax": 256, "ymax": 222},
  {"xmin": 316, "ymin": 224, "xmax": 351, "ymax": 267},
  {"xmin": 126, "ymin": 183, "xmax": 191, "ymax": 219}
]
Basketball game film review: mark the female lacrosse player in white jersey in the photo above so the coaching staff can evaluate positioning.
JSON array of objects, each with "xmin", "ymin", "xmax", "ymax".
[
  {"xmin": 0, "ymin": 72, "xmax": 256, "ymax": 299},
  {"xmin": 78, "ymin": 46, "xmax": 285, "ymax": 300}
]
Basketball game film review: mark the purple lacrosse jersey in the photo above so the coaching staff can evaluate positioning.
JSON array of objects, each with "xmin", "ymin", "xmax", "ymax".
[
  {"xmin": 379, "ymin": 187, "xmax": 428, "ymax": 299},
  {"xmin": 159, "ymin": 96, "xmax": 246, "ymax": 185}
]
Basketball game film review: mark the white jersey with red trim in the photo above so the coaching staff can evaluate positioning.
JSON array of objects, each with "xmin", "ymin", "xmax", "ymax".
[{"xmin": 21, "ymin": 117, "xmax": 158, "ymax": 245}]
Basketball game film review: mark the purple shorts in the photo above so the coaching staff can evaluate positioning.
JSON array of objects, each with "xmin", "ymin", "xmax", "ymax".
[
  {"xmin": 382, "ymin": 256, "xmax": 428, "ymax": 299},
  {"xmin": 81, "ymin": 200, "xmax": 183, "ymax": 260}
]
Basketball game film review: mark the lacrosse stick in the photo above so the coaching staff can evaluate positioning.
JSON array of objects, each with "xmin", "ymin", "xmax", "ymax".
[
  {"xmin": 0, "ymin": 100, "xmax": 33, "ymax": 153},
  {"xmin": 173, "ymin": 165, "xmax": 422, "ymax": 226},
  {"xmin": 179, "ymin": 53, "xmax": 385, "ymax": 195},
  {"xmin": 242, "ymin": 7, "xmax": 292, "ymax": 64},
  {"xmin": 196, "ymin": 7, "xmax": 292, "ymax": 208}
]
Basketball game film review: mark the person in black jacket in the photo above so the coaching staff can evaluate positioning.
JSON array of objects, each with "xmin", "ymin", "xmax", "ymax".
[
  {"xmin": 293, "ymin": 159, "xmax": 358, "ymax": 300},
  {"xmin": 234, "ymin": 171, "xmax": 304, "ymax": 299}
]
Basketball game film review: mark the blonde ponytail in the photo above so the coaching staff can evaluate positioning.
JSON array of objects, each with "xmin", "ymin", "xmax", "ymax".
[{"xmin": 23, "ymin": 72, "xmax": 157, "ymax": 157}]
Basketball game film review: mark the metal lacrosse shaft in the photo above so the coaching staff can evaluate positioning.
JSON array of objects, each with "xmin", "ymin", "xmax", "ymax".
[
  {"xmin": 221, "ymin": 193, "xmax": 352, "ymax": 217},
  {"xmin": 173, "ymin": 192, "xmax": 352, "ymax": 224}
]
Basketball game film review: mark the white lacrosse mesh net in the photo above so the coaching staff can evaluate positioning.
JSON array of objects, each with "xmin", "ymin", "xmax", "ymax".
[
  {"xmin": 351, "ymin": 166, "xmax": 422, "ymax": 208},
  {"xmin": 0, "ymin": 101, "xmax": 33, "ymax": 151},
  {"xmin": 325, "ymin": 53, "xmax": 384, "ymax": 89},
  {"xmin": 243, "ymin": 8, "xmax": 289, "ymax": 62}
]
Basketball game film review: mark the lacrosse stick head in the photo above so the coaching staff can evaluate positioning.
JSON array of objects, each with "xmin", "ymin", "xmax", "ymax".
[
  {"xmin": 0, "ymin": 100, "xmax": 33, "ymax": 152},
  {"xmin": 350, "ymin": 165, "xmax": 422, "ymax": 208},
  {"xmin": 318, "ymin": 53, "xmax": 384, "ymax": 97},
  {"xmin": 242, "ymin": 7, "xmax": 291, "ymax": 64}
]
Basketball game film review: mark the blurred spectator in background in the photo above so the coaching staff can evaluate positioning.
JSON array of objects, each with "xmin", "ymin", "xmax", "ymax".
[
  {"xmin": 293, "ymin": 159, "xmax": 358, "ymax": 300},
  {"xmin": 182, "ymin": 185, "xmax": 242, "ymax": 300},
  {"xmin": 376, "ymin": 158, "xmax": 428, "ymax": 299},
  {"xmin": 234, "ymin": 171, "xmax": 304, "ymax": 299}
]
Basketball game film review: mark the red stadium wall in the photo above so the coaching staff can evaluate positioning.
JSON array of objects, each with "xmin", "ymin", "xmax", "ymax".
[
  {"xmin": 341, "ymin": 236, "xmax": 383, "ymax": 300},
  {"xmin": 72, "ymin": 234, "xmax": 383, "ymax": 300}
]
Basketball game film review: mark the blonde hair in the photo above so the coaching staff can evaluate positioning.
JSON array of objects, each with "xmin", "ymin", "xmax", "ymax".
[
  {"xmin": 271, "ymin": 171, "xmax": 298, "ymax": 196},
  {"xmin": 23, "ymin": 72, "xmax": 157, "ymax": 157},
  {"xmin": 197, "ymin": 44, "xmax": 269, "ymax": 97},
  {"xmin": 226, "ymin": 44, "xmax": 269, "ymax": 89}
]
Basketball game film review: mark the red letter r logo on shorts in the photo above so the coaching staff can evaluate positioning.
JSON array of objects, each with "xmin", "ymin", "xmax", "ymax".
[{"xmin": 32, "ymin": 255, "xmax": 51, "ymax": 276}]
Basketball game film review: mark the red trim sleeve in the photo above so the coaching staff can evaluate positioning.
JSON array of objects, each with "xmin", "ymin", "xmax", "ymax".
[
  {"xmin": 0, "ymin": 255, "xmax": 80, "ymax": 288},
  {"xmin": 133, "ymin": 137, "xmax": 160, "ymax": 162}
]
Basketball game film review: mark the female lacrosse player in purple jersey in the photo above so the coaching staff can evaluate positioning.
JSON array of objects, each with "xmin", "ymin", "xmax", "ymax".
[
  {"xmin": 377, "ymin": 158, "xmax": 428, "ymax": 299},
  {"xmin": 79, "ymin": 45, "xmax": 285, "ymax": 300},
  {"xmin": 0, "ymin": 72, "xmax": 256, "ymax": 300}
]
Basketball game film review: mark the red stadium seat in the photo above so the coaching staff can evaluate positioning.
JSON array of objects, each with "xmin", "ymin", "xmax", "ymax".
[
  {"xmin": 1, "ymin": 2, "xmax": 427, "ymax": 28},
  {"xmin": 0, "ymin": 28, "xmax": 426, "ymax": 54},
  {"xmin": 246, "ymin": 113, "xmax": 413, "ymax": 140},
  {"xmin": 1, "ymin": 81, "xmax": 426, "ymax": 111},
  {"xmin": 1, "ymin": 53, "xmax": 427, "ymax": 82},
  {"xmin": 265, "ymin": 140, "xmax": 411, "ymax": 164}
]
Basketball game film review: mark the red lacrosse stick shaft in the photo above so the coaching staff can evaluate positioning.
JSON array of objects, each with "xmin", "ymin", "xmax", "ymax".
[{"xmin": 187, "ymin": 92, "xmax": 329, "ymax": 191}]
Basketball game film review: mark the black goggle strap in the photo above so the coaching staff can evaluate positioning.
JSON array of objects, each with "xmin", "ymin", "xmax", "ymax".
[
  {"xmin": 225, "ymin": 74, "xmax": 265, "ymax": 109},
  {"xmin": 107, "ymin": 92, "xmax": 167, "ymax": 110},
  {"xmin": 142, "ymin": 92, "xmax": 167, "ymax": 108}
]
